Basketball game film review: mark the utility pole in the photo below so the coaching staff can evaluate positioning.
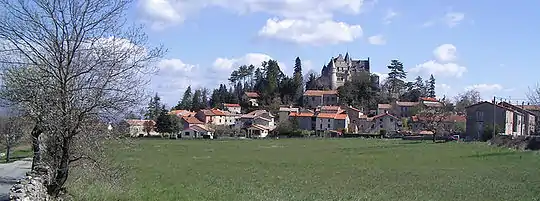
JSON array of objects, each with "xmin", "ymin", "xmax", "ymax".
[{"xmin": 493, "ymin": 96, "xmax": 496, "ymax": 139}]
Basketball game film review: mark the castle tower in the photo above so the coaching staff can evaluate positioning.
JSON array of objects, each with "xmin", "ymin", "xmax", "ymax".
[{"xmin": 330, "ymin": 57, "xmax": 337, "ymax": 90}]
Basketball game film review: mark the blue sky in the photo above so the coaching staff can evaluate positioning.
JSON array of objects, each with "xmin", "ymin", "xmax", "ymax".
[{"xmin": 133, "ymin": 0, "xmax": 540, "ymax": 107}]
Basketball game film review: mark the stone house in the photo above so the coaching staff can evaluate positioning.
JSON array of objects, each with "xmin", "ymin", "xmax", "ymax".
[
  {"xmin": 303, "ymin": 90, "xmax": 339, "ymax": 109},
  {"xmin": 180, "ymin": 116, "xmax": 204, "ymax": 130},
  {"xmin": 223, "ymin": 103, "xmax": 241, "ymax": 114},
  {"xmin": 521, "ymin": 105, "xmax": 540, "ymax": 134},
  {"xmin": 243, "ymin": 92, "xmax": 260, "ymax": 107},
  {"xmin": 180, "ymin": 124, "xmax": 214, "ymax": 139},
  {"xmin": 195, "ymin": 109, "xmax": 226, "ymax": 125},
  {"xmin": 169, "ymin": 109, "xmax": 196, "ymax": 118},
  {"xmin": 236, "ymin": 110, "xmax": 276, "ymax": 137},
  {"xmin": 356, "ymin": 113, "xmax": 399, "ymax": 134},
  {"xmin": 315, "ymin": 113, "xmax": 349, "ymax": 132},
  {"xmin": 377, "ymin": 104, "xmax": 392, "ymax": 115},
  {"xmin": 499, "ymin": 102, "xmax": 537, "ymax": 135},
  {"xmin": 278, "ymin": 106, "xmax": 299, "ymax": 122},
  {"xmin": 465, "ymin": 101, "xmax": 525, "ymax": 139},
  {"xmin": 289, "ymin": 112, "xmax": 316, "ymax": 130},
  {"xmin": 392, "ymin": 101, "xmax": 420, "ymax": 118},
  {"xmin": 126, "ymin": 119, "xmax": 159, "ymax": 137}
]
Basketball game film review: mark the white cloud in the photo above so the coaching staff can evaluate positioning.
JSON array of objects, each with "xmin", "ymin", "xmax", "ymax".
[
  {"xmin": 445, "ymin": 12, "xmax": 465, "ymax": 27},
  {"xmin": 213, "ymin": 53, "xmax": 278, "ymax": 70},
  {"xmin": 258, "ymin": 18, "xmax": 363, "ymax": 45},
  {"xmin": 411, "ymin": 44, "xmax": 467, "ymax": 77},
  {"xmin": 139, "ymin": 0, "xmax": 366, "ymax": 27},
  {"xmin": 411, "ymin": 60, "xmax": 467, "ymax": 77},
  {"xmin": 368, "ymin": 35, "xmax": 386, "ymax": 45},
  {"xmin": 465, "ymin": 84, "xmax": 504, "ymax": 92},
  {"xmin": 433, "ymin": 44, "xmax": 457, "ymax": 62},
  {"xmin": 436, "ymin": 83, "xmax": 452, "ymax": 97},
  {"xmin": 158, "ymin": 59, "xmax": 195, "ymax": 73},
  {"xmin": 383, "ymin": 9, "xmax": 398, "ymax": 24},
  {"xmin": 422, "ymin": 11, "xmax": 465, "ymax": 28}
]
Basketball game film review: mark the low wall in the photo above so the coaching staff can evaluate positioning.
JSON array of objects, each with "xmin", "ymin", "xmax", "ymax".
[
  {"xmin": 488, "ymin": 135, "xmax": 540, "ymax": 150},
  {"xmin": 10, "ymin": 166, "xmax": 51, "ymax": 201}
]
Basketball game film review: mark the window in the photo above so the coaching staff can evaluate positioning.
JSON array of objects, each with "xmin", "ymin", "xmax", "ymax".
[
  {"xmin": 328, "ymin": 124, "xmax": 331, "ymax": 128},
  {"xmin": 476, "ymin": 111, "xmax": 484, "ymax": 121},
  {"xmin": 380, "ymin": 124, "xmax": 383, "ymax": 128},
  {"xmin": 320, "ymin": 124, "xmax": 322, "ymax": 129},
  {"xmin": 328, "ymin": 119, "xmax": 331, "ymax": 122},
  {"xmin": 311, "ymin": 97, "xmax": 315, "ymax": 101},
  {"xmin": 390, "ymin": 118, "xmax": 393, "ymax": 122},
  {"xmin": 185, "ymin": 132, "xmax": 190, "ymax": 136},
  {"xmin": 379, "ymin": 118, "xmax": 383, "ymax": 122},
  {"xmin": 371, "ymin": 124, "xmax": 374, "ymax": 129},
  {"xmin": 353, "ymin": 120, "xmax": 356, "ymax": 123}
]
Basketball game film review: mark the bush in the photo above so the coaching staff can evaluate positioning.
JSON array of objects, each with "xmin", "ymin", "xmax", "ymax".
[{"xmin": 379, "ymin": 129, "xmax": 387, "ymax": 136}]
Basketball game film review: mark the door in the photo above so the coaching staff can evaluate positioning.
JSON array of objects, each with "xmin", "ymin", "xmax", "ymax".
[{"xmin": 476, "ymin": 122, "xmax": 484, "ymax": 139}]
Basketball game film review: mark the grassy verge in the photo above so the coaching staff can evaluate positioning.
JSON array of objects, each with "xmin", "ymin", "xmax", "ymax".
[
  {"xmin": 68, "ymin": 139, "xmax": 540, "ymax": 201},
  {"xmin": 0, "ymin": 144, "xmax": 32, "ymax": 163}
]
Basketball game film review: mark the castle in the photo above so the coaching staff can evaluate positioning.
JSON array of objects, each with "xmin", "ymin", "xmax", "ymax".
[{"xmin": 320, "ymin": 52, "xmax": 380, "ymax": 90}]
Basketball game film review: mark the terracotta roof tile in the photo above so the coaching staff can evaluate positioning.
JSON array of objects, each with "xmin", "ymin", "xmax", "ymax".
[
  {"xmin": 378, "ymin": 104, "xmax": 392, "ymax": 109},
  {"xmin": 182, "ymin": 116, "xmax": 203, "ymax": 124},
  {"xmin": 317, "ymin": 113, "xmax": 337, "ymax": 119},
  {"xmin": 303, "ymin": 90, "xmax": 338, "ymax": 96},
  {"xmin": 244, "ymin": 92, "xmax": 260, "ymax": 98},
  {"xmin": 522, "ymin": 105, "xmax": 540, "ymax": 111},
  {"xmin": 223, "ymin": 103, "xmax": 240, "ymax": 107},
  {"xmin": 289, "ymin": 112, "xmax": 315, "ymax": 117},
  {"xmin": 335, "ymin": 114, "xmax": 347, "ymax": 120},
  {"xmin": 420, "ymin": 97, "xmax": 438, "ymax": 101}
]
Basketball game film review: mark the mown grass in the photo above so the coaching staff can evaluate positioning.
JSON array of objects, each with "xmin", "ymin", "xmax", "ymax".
[{"xmin": 69, "ymin": 139, "xmax": 540, "ymax": 201}]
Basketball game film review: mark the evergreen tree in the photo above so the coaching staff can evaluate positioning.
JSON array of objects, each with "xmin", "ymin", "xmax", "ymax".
[
  {"xmin": 263, "ymin": 60, "xmax": 281, "ymax": 97},
  {"xmin": 155, "ymin": 105, "xmax": 172, "ymax": 134},
  {"xmin": 145, "ymin": 93, "xmax": 162, "ymax": 120},
  {"xmin": 191, "ymin": 89, "xmax": 202, "ymax": 111},
  {"xmin": 413, "ymin": 76, "xmax": 426, "ymax": 96},
  {"xmin": 386, "ymin": 60, "xmax": 407, "ymax": 99},
  {"xmin": 426, "ymin": 74, "xmax": 436, "ymax": 98},
  {"xmin": 175, "ymin": 86, "xmax": 192, "ymax": 110},
  {"xmin": 293, "ymin": 57, "xmax": 304, "ymax": 105},
  {"xmin": 201, "ymin": 88, "xmax": 209, "ymax": 109}
]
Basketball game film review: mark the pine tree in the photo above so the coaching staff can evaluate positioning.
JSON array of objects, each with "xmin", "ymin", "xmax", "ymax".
[
  {"xmin": 191, "ymin": 89, "xmax": 202, "ymax": 111},
  {"xmin": 175, "ymin": 86, "xmax": 192, "ymax": 110},
  {"xmin": 155, "ymin": 105, "xmax": 172, "ymax": 134},
  {"xmin": 413, "ymin": 76, "xmax": 426, "ymax": 97},
  {"xmin": 427, "ymin": 74, "xmax": 436, "ymax": 98},
  {"xmin": 293, "ymin": 57, "xmax": 304, "ymax": 105},
  {"xmin": 201, "ymin": 88, "xmax": 209, "ymax": 109},
  {"xmin": 386, "ymin": 60, "xmax": 407, "ymax": 99},
  {"xmin": 145, "ymin": 93, "xmax": 162, "ymax": 120}
]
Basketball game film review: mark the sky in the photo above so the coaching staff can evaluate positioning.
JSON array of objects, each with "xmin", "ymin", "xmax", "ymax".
[{"xmin": 132, "ymin": 0, "xmax": 540, "ymax": 107}]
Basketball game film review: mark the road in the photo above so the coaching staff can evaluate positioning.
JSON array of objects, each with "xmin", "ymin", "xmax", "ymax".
[{"xmin": 0, "ymin": 158, "xmax": 32, "ymax": 201}]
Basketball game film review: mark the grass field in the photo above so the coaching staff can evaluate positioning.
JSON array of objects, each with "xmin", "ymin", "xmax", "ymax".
[{"xmin": 69, "ymin": 139, "xmax": 540, "ymax": 201}]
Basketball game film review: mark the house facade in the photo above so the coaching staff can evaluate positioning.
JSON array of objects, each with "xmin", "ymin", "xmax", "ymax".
[
  {"xmin": 126, "ymin": 119, "xmax": 159, "ymax": 137},
  {"xmin": 236, "ymin": 110, "xmax": 276, "ymax": 137},
  {"xmin": 181, "ymin": 116, "xmax": 204, "ymax": 130},
  {"xmin": 195, "ymin": 109, "xmax": 227, "ymax": 125},
  {"xmin": 315, "ymin": 113, "xmax": 349, "ymax": 132},
  {"xmin": 357, "ymin": 113, "xmax": 399, "ymax": 134},
  {"xmin": 289, "ymin": 112, "xmax": 316, "ymax": 130},
  {"xmin": 243, "ymin": 92, "xmax": 260, "ymax": 107},
  {"xmin": 180, "ymin": 124, "xmax": 214, "ymax": 139},
  {"xmin": 278, "ymin": 107, "xmax": 299, "ymax": 122},
  {"xmin": 303, "ymin": 90, "xmax": 339, "ymax": 109},
  {"xmin": 499, "ymin": 102, "xmax": 537, "ymax": 135},
  {"xmin": 465, "ymin": 101, "xmax": 525, "ymax": 139},
  {"xmin": 223, "ymin": 103, "xmax": 241, "ymax": 114}
]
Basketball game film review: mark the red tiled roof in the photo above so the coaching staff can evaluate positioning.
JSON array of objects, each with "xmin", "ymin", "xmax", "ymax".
[
  {"xmin": 289, "ymin": 112, "xmax": 315, "ymax": 117},
  {"xmin": 420, "ymin": 97, "xmax": 438, "ymax": 101},
  {"xmin": 182, "ymin": 116, "xmax": 203, "ymax": 124},
  {"xmin": 321, "ymin": 106, "xmax": 341, "ymax": 111},
  {"xmin": 317, "ymin": 113, "xmax": 337, "ymax": 119},
  {"xmin": 223, "ymin": 103, "xmax": 240, "ymax": 107},
  {"xmin": 210, "ymin": 109, "xmax": 225, "ymax": 116},
  {"xmin": 466, "ymin": 101, "xmax": 518, "ymax": 112},
  {"xmin": 335, "ymin": 114, "xmax": 347, "ymax": 120},
  {"xmin": 396, "ymin": 101, "xmax": 419, "ymax": 107},
  {"xmin": 303, "ymin": 90, "xmax": 338, "ymax": 96},
  {"xmin": 348, "ymin": 106, "xmax": 362, "ymax": 112},
  {"xmin": 378, "ymin": 104, "xmax": 392, "ymax": 109},
  {"xmin": 186, "ymin": 124, "xmax": 212, "ymax": 132},
  {"xmin": 245, "ymin": 92, "xmax": 260, "ymax": 98}
]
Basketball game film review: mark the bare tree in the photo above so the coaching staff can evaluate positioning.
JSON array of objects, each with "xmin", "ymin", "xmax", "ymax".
[
  {"xmin": 454, "ymin": 89, "xmax": 482, "ymax": 114},
  {"xmin": 0, "ymin": 115, "xmax": 25, "ymax": 163},
  {"xmin": 0, "ymin": 0, "xmax": 164, "ymax": 197},
  {"xmin": 416, "ymin": 106, "xmax": 452, "ymax": 142}
]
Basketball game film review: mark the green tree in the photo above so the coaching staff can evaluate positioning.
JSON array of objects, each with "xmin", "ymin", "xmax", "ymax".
[
  {"xmin": 426, "ymin": 74, "xmax": 436, "ymax": 98},
  {"xmin": 293, "ymin": 57, "xmax": 304, "ymax": 104},
  {"xmin": 145, "ymin": 93, "xmax": 162, "ymax": 120},
  {"xmin": 175, "ymin": 86, "xmax": 192, "ymax": 110},
  {"xmin": 191, "ymin": 89, "xmax": 202, "ymax": 111},
  {"xmin": 386, "ymin": 60, "xmax": 407, "ymax": 100},
  {"xmin": 454, "ymin": 89, "xmax": 481, "ymax": 114},
  {"xmin": 201, "ymin": 88, "xmax": 209, "ymax": 109},
  {"xmin": 155, "ymin": 106, "xmax": 172, "ymax": 134},
  {"xmin": 337, "ymin": 71, "xmax": 377, "ymax": 109}
]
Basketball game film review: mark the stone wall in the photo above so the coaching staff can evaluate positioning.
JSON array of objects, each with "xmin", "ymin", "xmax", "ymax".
[
  {"xmin": 9, "ymin": 166, "xmax": 52, "ymax": 201},
  {"xmin": 488, "ymin": 135, "xmax": 540, "ymax": 150}
]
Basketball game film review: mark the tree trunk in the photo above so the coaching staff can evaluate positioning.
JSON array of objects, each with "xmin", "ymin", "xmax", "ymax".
[
  {"xmin": 30, "ymin": 125, "xmax": 42, "ymax": 171},
  {"xmin": 5, "ymin": 145, "xmax": 10, "ymax": 163},
  {"xmin": 432, "ymin": 132, "xmax": 436, "ymax": 142},
  {"xmin": 47, "ymin": 137, "xmax": 71, "ymax": 197}
]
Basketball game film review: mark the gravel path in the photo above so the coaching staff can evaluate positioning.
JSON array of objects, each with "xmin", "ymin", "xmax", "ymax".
[{"xmin": 0, "ymin": 158, "xmax": 32, "ymax": 201}]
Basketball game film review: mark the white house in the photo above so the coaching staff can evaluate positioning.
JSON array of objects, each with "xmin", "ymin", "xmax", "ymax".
[
  {"xmin": 315, "ymin": 113, "xmax": 349, "ymax": 132},
  {"xmin": 278, "ymin": 106, "xmax": 299, "ymax": 122},
  {"xmin": 181, "ymin": 124, "xmax": 214, "ymax": 139},
  {"xmin": 126, "ymin": 119, "xmax": 159, "ymax": 137},
  {"xmin": 236, "ymin": 110, "xmax": 276, "ymax": 137},
  {"xmin": 223, "ymin": 103, "xmax": 242, "ymax": 114}
]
